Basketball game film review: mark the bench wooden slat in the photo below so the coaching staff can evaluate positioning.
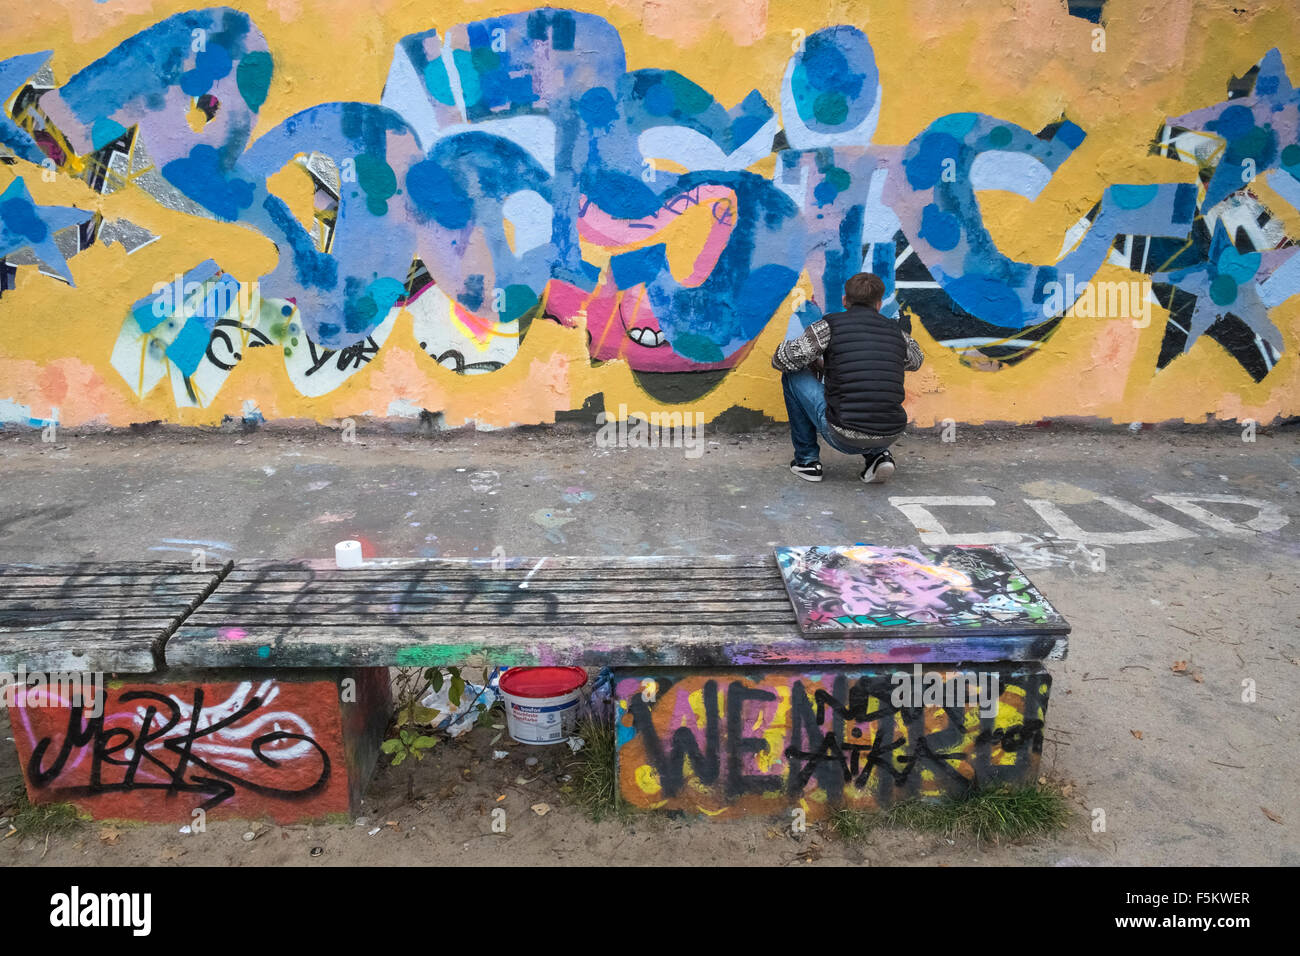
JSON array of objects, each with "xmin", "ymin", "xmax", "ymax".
[
  {"xmin": 0, "ymin": 563, "xmax": 220, "ymax": 576},
  {"xmin": 214, "ymin": 574, "xmax": 785, "ymax": 590},
  {"xmin": 0, "ymin": 623, "xmax": 178, "ymax": 635},
  {"xmin": 199, "ymin": 578, "xmax": 789, "ymax": 598},
  {"xmin": 0, "ymin": 587, "xmax": 218, "ymax": 602},
  {"xmin": 0, "ymin": 561, "xmax": 231, "ymax": 672},
  {"xmin": 231, "ymin": 555, "xmax": 779, "ymax": 572},
  {"xmin": 0, "ymin": 607, "xmax": 197, "ymax": 622},
  {"xmin": 0, "ymin": 595, "xmax": 254, "ymax": 610},
  {"xmin": 196, "ymin": 590, "xmax": 792, "ymax": 608},
  {"xmin": 0, "ymin": 575, "xmax": 221, "ymax": 590},
  {"xmin": 220, "ymin": 564, "xmax": 781, "ymax": 577},
  {"xmin": 184, "ymin": 610, "xmax": 799, "ymax": 626},
  {"xmin": 192, "ymin": 601, "xmax": 793, "ymax": 615}
]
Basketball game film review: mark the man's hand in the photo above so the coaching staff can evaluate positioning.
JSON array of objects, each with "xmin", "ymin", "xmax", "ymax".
[{"xmin": 902, "ymin": 332, "xmax": 924, "ymax": 372}]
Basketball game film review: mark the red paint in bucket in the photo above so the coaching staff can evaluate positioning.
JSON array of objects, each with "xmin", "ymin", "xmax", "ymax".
[{"xmin": 499, "ymin": 666, "xmax": 587, "ymax": 698}]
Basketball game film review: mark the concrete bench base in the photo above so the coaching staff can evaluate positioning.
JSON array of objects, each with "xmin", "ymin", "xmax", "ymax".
[
  {"xmin": 614, "ymin": 665, "xmax": 1051, "ymax": 818},
  {"xmin": 9, "ymin": 667, "xmax": 390, "ymax": 824}
]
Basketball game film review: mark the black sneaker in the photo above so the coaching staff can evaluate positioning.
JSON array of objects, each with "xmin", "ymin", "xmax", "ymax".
[
  {"xmin": 789, "ymin": 459, "xmax": 823, "ymax": 482},
  {"xmin": 860, "ymin": 449, "xmax": 896, "ymax": 484}
]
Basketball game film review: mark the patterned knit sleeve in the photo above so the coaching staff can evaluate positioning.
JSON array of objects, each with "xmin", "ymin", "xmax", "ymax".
[
  {"xmin": 771, "ymin": 320, "xmax": 831, "ymax": 372},
  {"xmin": 902, "ymin": 331, "xmax": 924, "ymax": 371}
]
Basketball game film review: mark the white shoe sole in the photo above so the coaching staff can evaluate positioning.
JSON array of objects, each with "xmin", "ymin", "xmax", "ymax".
[
  {"xmin": 790, "ymin": 467, "xmax": 823, "ymax": 482},
  {"xmin": 861, "ymin": 460, "xmax": 895, "ymax": 484}
]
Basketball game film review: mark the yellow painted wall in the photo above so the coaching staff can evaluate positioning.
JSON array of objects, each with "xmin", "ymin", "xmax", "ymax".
[{"xmin": 1, "ymin": 0, "xmax": 1297, "ymax": 428}]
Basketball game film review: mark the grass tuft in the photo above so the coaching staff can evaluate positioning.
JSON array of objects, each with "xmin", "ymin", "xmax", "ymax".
[
  {"xmin": 567, "ymin": 714, "xmax": 631, "ymax": 823},
  {"xmin": 829, "ymin": 784, "xmax": 1070, "ymax": 845},
  {"xmin": 7, "ymin": 789, "xmax": 85, "ymax": 839}
]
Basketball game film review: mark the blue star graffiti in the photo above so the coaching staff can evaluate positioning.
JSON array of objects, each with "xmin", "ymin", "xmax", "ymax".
[
  {"xmin": 0, "ymin": 176, "xmax": 92, "ymax": 284},
  {"xmin": 1128, "ymin": 48, "xmax": 1300, "ymax": 381}
]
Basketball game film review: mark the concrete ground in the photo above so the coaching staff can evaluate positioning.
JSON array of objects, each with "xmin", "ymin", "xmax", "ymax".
[{"xmin": 0, "ymin": 423, "xmax": 1296, "ymax": 866}]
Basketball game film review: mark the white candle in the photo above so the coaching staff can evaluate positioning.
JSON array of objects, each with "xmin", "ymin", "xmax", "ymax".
[{"xmin": 335, "ymin": 539, "xmax": 364, "ymax": 568}]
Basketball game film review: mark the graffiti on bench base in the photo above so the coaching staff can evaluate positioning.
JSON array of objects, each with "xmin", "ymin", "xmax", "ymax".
[
  {"xmin": 11, "ymin": 678, "xmax": 351, "ymax": 823},
  {"xmin": 615, "ymin": 668, "xmax": 1050, "ymax": 817}
]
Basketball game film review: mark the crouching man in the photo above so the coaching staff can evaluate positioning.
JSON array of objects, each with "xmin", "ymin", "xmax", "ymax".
[{"xmin": 771, "ymin": 272, "xmax": 923, "ymax": 484}]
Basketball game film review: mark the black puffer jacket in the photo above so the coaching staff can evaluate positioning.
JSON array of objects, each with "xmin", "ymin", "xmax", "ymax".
[{"xmin": 822, "ymin": 305, "xmax": 909, "ymax": 440}]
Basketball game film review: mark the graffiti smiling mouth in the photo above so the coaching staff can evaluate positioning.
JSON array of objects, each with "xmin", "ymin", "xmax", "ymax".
[
  {"xmin": 627, "ymin": 327, "xmax": 666, "ymax": 347},
  {"xmin": 612, "ymin": 291, "xmax": 670, "ymax": 353},
  {"xmin": 622, "ymin": 296, "xmax": 668, "ymax": 349}
]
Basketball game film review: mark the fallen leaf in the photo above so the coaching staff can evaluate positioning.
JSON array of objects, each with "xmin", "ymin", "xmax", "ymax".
[
  {"xmin": 1130, "ymin": 730, "xmax": 1144, "ymax": 740},
  {"xmin": 531, "ymin": 803, "xmax": 551, "ymax": 816},
  {"xmin": 1192, "ymin": 673, "xmax": 1204, "ymax": 683},
  {"xmin": 98, "ymin": 827, "xmax": 121, "ymax": 846},
  {"xmin": 1261, "ymin": 807, "xmax": 1283, "ymax": 824},
  {"xmin": 1171, "ymin": 661, "xmax": 1188, "ymax": 673}
]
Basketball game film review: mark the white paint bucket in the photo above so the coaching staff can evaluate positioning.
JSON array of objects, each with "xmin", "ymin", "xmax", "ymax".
[{"xmin": 498, "ymin": 667, "xmax": 587, "ymax": 745}]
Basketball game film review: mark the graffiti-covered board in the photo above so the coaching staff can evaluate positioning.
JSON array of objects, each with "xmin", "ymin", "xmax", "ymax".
[{"xmin": 775, "ymin": 545, "xmax": 1069, "ymax": 638}]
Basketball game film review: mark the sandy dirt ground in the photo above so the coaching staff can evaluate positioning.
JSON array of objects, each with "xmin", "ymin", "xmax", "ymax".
[{"xmin": 0, "ymin": 703, "xmax": 1095, "ymax": 867}]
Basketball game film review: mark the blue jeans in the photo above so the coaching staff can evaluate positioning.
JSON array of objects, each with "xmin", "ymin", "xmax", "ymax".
[{"xmin": 782, "ymin": 369, "xmax": 895, "ymax": 463}]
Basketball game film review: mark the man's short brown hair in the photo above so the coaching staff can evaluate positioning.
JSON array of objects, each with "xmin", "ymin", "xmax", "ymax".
[{"xmin": 844, "ymin": 272, "xmax": 885, "ymax": 308}]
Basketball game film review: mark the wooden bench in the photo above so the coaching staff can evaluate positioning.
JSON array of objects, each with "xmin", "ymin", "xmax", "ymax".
[{"xmin": 3, "ymin": 549, "xmax": 1070, "ymax": 821}]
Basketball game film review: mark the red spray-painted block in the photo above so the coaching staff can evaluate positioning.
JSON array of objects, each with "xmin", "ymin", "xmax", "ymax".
[{"xmin": 9, "ymin": 668, "xmax": 390, "ymax": 824}]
